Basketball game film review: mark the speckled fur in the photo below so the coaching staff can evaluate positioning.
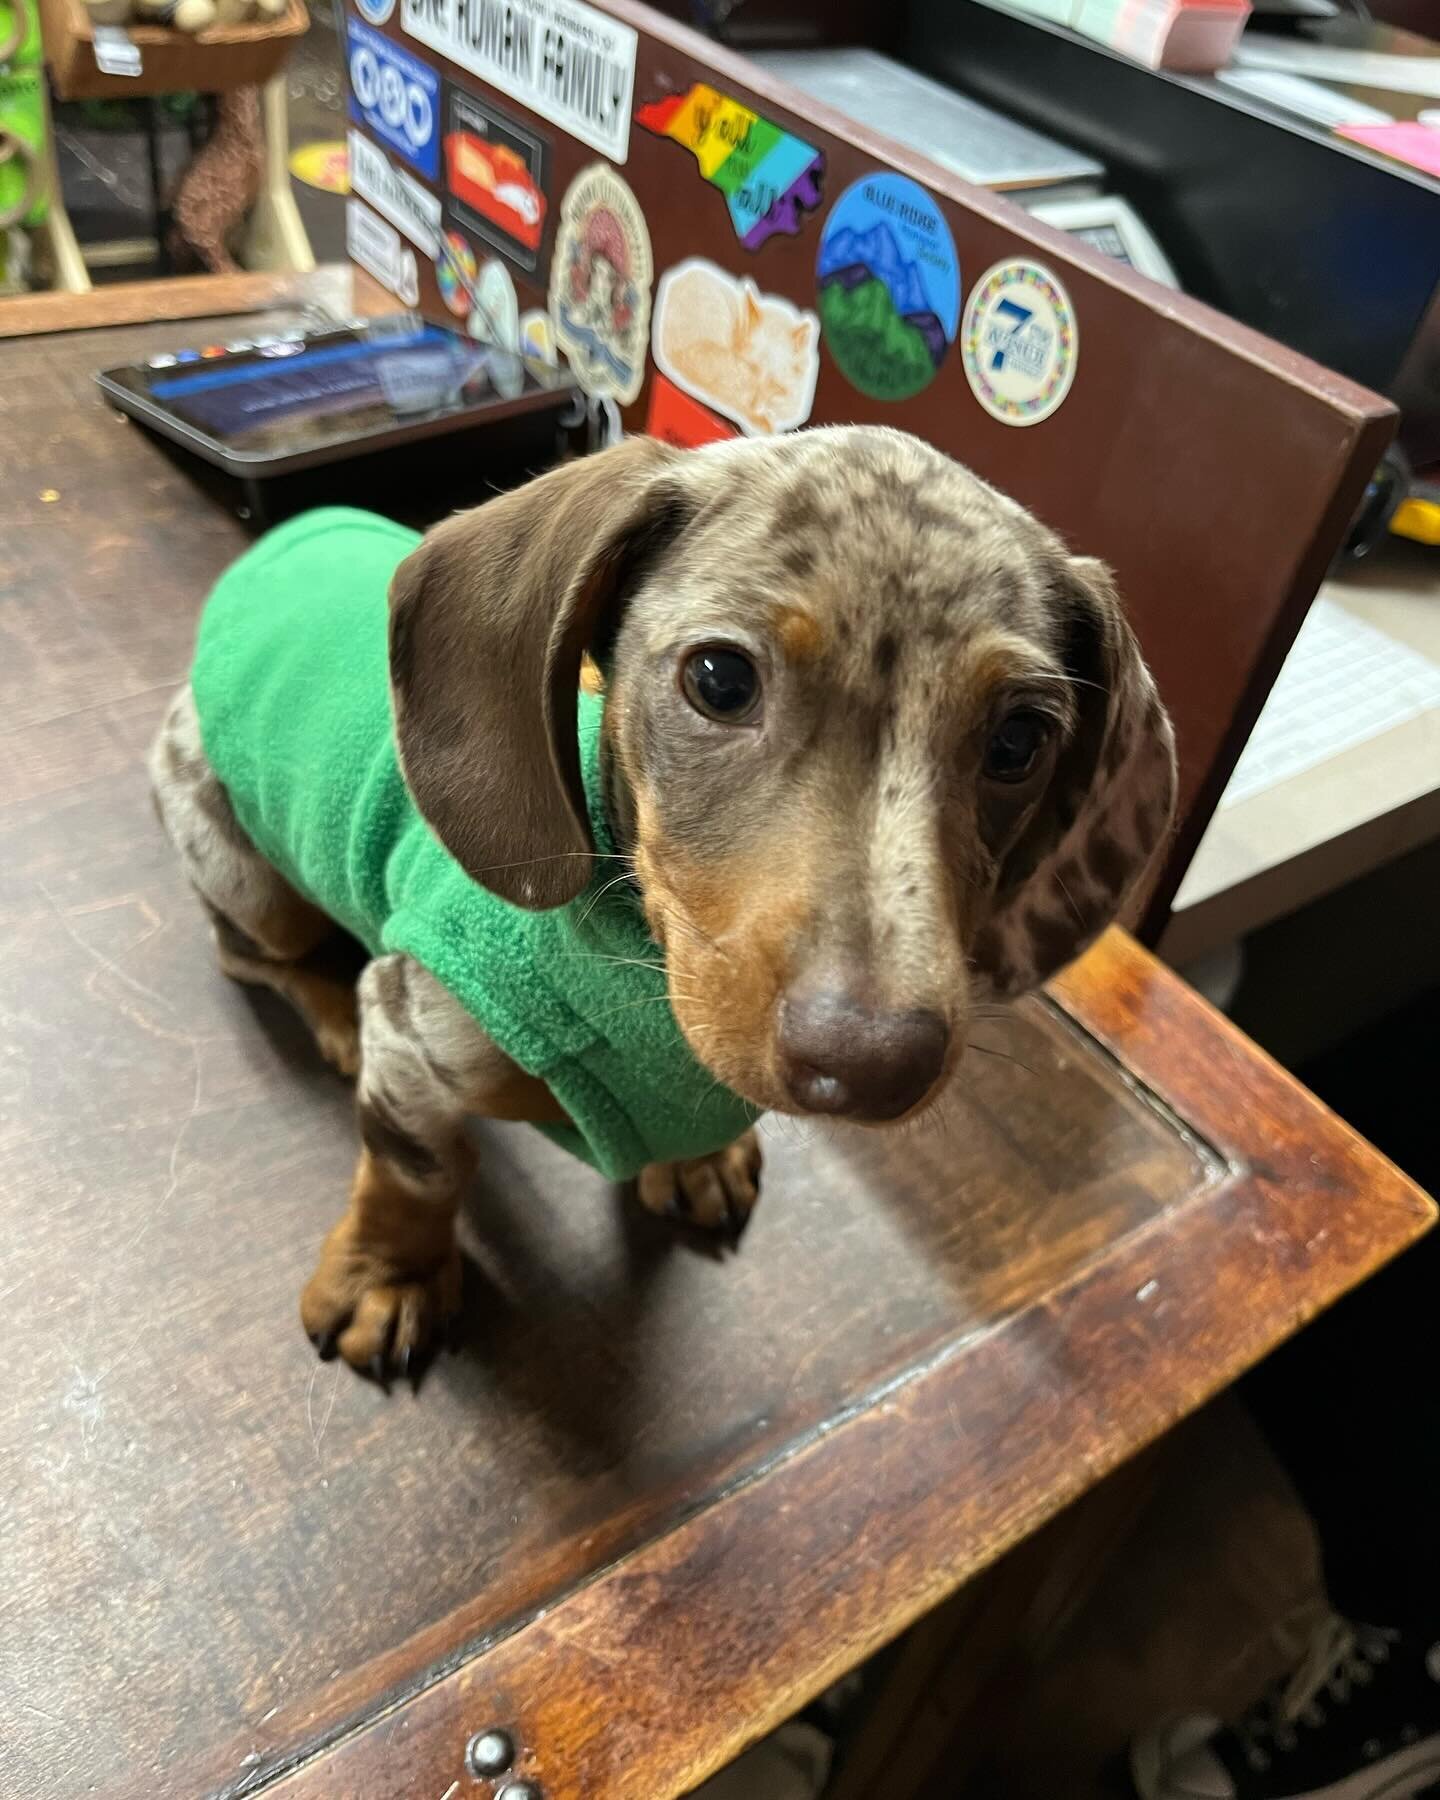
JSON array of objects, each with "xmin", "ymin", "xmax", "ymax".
[{"xmin": 151, "ymin": 427, "xmax": 1176, "ymax": 1379}]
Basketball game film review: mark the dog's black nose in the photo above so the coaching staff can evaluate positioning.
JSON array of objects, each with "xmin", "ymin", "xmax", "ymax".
[{"xmin": 778, "ymin": 993, "xmax": 949, "ymax": 1121}]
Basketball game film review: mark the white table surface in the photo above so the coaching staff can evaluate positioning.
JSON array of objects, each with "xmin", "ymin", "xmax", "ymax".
[{"xmin": 1162, "ymin": 538, "xmax": 1440, "ymax": 966}]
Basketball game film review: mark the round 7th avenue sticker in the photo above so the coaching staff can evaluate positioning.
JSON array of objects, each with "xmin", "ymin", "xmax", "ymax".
[{"xmin": 961, "ymin": 260, "xmax": 1078, "ymax": 426}]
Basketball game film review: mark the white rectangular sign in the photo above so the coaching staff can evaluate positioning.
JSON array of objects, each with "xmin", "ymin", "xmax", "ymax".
[
  {"xmin": 346, "ymin": 198, "xmax": 418, "ymax": 306},
  {"xmin": 349, "ymin": 130, "xmax": 442, "ymax": 257},
  {"xmin": 399, "ymin": 0, "xmax": 636, "ymax": 164}
]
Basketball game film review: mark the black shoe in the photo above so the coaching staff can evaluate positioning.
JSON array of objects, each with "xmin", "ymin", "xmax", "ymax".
[{"xmin": 1131, "ymin": 1613, "xmax": 1440, "ymax": 1798}]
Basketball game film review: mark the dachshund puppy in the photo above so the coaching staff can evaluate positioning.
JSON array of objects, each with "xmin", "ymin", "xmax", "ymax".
[{"xmin": 150, "ymin": 427, "xmax": 1176, "ymax": 1379}]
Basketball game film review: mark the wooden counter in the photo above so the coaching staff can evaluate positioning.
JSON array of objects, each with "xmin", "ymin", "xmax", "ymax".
[{"xmin": 0, "ymin": 274, "xmax": 1430, "ymax": 1800}]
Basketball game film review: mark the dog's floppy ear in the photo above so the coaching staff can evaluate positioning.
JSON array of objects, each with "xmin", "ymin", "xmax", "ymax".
[
  {"xmin": 974, "ymin": 556, "xmax": 1178, "ymax": 997},
  {"xmin": 389, "ymin": 436, "xmax": 686, "ymax": 909}
]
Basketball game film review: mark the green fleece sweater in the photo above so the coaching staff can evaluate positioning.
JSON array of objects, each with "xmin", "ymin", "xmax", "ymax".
[{"xmin": 190, "ymin": 507, "xmax": 755, "ymax": 1181}]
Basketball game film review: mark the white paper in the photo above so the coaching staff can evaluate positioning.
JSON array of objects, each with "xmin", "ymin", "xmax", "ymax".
[
  {"xmin": 1231, "ymin": 38, "xmax": 1440, "ymax": 101},
  {"xmin": 1217, "ymin": 67, "xmax": 1393, "ymax": 127},
  {"xmin": 92, "ymin": 25, "xmax": 141, "ymax": 76},
  {"xmin": 348, "ymin": 130, "xmax": 441, "ymax": 257},
  {"xmin": 400, "ymin": 0, "xmax": 637, "ymax": 163},
  {"xmin": 346, "ymin": 198, "xmax": 419, "ymax": 307},
  {"xmin": 1221, "ymin": 597, "xmax": 1440, "ymax": 808}
]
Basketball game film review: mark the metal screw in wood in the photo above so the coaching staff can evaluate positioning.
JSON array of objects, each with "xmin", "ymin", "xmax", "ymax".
[{"xmin": 464, "ymin": 1727, "xmax": 515, "ymax": 1778}]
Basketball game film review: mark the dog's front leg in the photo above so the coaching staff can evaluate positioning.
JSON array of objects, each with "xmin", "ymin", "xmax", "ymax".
[{"xmin": 300, "ymin": 954, "xmax": 553, "ymax": 1380}]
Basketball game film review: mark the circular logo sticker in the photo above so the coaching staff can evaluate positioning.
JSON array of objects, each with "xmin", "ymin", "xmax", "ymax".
[
  {"xmin": 815, "ymin": 172, "xmax": 960, "ymax": 403},
  {"xmin": 354, "ymin": 0, "xmax": 394, "ymax": 24},
  {"xmin": 437, "ymin": 230, "xmax": 476, "ymax": 318},
  {"xmin": 350, "ymin": 44, "xmax": 379, "ymax": 111},
  {"xmin": 549, "ymin": 163, "xmax": 653, "ymax": 407},
  {"xmin": 466, "ymin": 258, "xmax": 519, "ymax": 353},
  {"xmin": 520, "ymin": 308, "xmax": 558, "ymax": 366},
  {"xmin": 961, "ymin": 261, "xmax": 1077, "ymax": 426}
]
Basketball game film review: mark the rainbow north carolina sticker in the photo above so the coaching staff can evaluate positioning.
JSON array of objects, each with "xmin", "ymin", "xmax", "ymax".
[
  {"xmin": 635, "ymin": 83, "xmax": 824, "ymax": 251},
  {"xmin": 961, "ymin": 260, "xmax": 1077, "ymax": 426}
]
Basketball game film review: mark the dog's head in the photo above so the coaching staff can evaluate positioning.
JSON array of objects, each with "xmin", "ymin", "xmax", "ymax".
[{"xmin": 389, "ymin": 428, "xmax": 1176, "ymax": 1124}]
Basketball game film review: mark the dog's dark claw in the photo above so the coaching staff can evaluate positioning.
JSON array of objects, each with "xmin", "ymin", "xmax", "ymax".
[
  {"xmin": 369, "ymin": 1353, "xmax": 390, "ymax": 1393},
  {"xmin": 312, "ymin": 1328, "xmax": 339, "ymax": 1362},
  {"xmin": 397, "ymin": 1344, "xmax": 413, "ymax": 1382},
  {"xmin": 444, "ymin": 1314, "xmax": 464, "ymax": 1354}
]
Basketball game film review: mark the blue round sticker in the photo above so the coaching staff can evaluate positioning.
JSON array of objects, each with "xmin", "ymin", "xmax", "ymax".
[
  {"xmin": 816, "ymin": 171, "xmax": 960, "ymax": 402},
  {"xmin": 354, "ymin": 0, "xmax": 395, "ymax": 26}
]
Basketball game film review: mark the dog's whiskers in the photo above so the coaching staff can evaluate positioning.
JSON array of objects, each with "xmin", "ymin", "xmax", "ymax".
[
  {"xmin": 1030, "ymin": 670, "xmax": 1108, "ymax": 698},
  {"xmin": 963, "ymin": 1037, "xmax": 1040, "ymax": 1078},
  {"xmin": 474, "ymin": 850, "xmax": 633, "ymax": 875},
  {"xmin": 662, "ymin": 905, "xmax": 737, "ymax": 970},
  {"xmin": 577, "ymin": 866, "xmax": 642, "ymax": 924},
  {"xmin": 560, "ymin": 951, "xmax": 667, "ymax": 976},
  {"xmin": 582, "ymin": 990, "xmax": 703, "ymax": 1024},
  {"xmin": 1053, "ymin": 870, "xmax": 1086, "ymax": 929}
]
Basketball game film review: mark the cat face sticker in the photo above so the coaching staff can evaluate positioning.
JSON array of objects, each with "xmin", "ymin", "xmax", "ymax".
[
  {"xmin": 651, "ymin": 258, "xmax": 820, "ymax": 437},
  {"xmin": 549, "ymin": 163, "xmax": 653, "ymax": 407},
  {"xmin": 816, "ymin": 171, "xmax": 960, "ymax": 403}
]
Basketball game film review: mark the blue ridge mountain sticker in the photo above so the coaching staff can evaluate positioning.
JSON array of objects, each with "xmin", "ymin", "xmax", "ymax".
[{"xmin": 815, "ymin": 172, "xmax": 960, "ymax": 403}]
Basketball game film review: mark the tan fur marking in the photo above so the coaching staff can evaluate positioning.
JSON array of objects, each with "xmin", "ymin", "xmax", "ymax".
[
  {"xmin": 299, "ymin": 1149, "xmax": 464, "ymax": 1372},
  {"xmin": 472, "ymin": 1065, "xmax": 572, "ymax": 1124},
  {"xmin": 954, "ymin": 631, "xmax": 1069, "ymax": 720},
  {"xmin": 772, "ymin": 604, "xmax": 825, "ymax": 663},
  {"xmin": 217, "ymin": 941, "xmax": 360, "ymax": 1075},
  {"xmin": 633, "ymin": 789, "xmax": 815, "ymax": 1111}
]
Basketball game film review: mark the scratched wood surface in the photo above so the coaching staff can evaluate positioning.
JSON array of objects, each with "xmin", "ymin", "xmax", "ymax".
[
  {"xmin": 0, "ymin": 283, "xmax": 1431, "ymax": 1800},
  {"xmin": 0, "ymin": 268, "xmax": 352, "ymax": 340}
]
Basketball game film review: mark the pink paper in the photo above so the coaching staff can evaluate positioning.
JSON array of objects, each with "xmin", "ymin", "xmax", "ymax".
[{"xmin": 1337, "ymin": 121, "xmax": 1440, "ymax": 180}]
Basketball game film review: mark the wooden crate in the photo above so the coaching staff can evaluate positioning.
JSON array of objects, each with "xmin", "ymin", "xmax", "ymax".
[{"xmin": 39, "ymin": 0, "xmax": 305, "ymax": 99}]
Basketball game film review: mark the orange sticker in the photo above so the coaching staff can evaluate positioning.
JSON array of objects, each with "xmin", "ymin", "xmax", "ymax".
[{"xmin": 645, "ymin": 374, "xmax": 737, "ymax": 449}]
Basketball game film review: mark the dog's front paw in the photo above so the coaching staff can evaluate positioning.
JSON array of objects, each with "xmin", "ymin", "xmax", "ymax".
[
  {"xmin": 636, "ymin": 1130, "xmax": 763, "ymax": 1234},
  {"xmin": 300, "ymin": 1217, "xmax": 461, "ymax": 1383}
]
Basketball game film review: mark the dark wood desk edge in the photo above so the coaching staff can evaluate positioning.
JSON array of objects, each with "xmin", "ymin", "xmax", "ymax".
[{"xmin": 253, "ymin": 931, "xmax": 1433, "ymax": 1800}]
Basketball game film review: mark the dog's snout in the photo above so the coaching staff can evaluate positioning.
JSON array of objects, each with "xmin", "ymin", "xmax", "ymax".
[{"xmin": 778, "ymin": 993, "xmax": 949, "ymax": 1121}]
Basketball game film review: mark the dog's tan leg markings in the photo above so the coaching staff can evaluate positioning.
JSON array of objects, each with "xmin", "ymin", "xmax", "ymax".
[
  {"xmin": 211, "ymin": 914, "xmax": 361, "ymax": 1077},
  {"xmin": 301, "ymin": 1147, "xmax": 466, "ymax": 1383},
  {"xmin": 299, "ymin": 954, "xmax": 565, "ymax": 1380},
  {"xmin": 300, "ymin": 955, "xmax": 478, "ymax": 1379},
  {"xmin": 636, "ymin": 1129, "xmax": 763, "ymax": 1233}
]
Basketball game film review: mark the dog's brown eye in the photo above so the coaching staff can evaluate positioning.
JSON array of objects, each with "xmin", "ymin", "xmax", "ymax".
[
  {"xmin": 983, "ymin": 710, "xmax": 1052, "ymax": 783},
  {"xmin": 682, "ymin": 646, "xmax": 761, "ymax": 723}
]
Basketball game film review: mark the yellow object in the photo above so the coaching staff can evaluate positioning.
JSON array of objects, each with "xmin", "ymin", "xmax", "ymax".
[
  {"xmin": 288, "ymin": 139, "xmax": 349, "ymax": 195},
  {"xmin": 1391, "ymin": 497, "xmax": 1440, "ymax": 547}
]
